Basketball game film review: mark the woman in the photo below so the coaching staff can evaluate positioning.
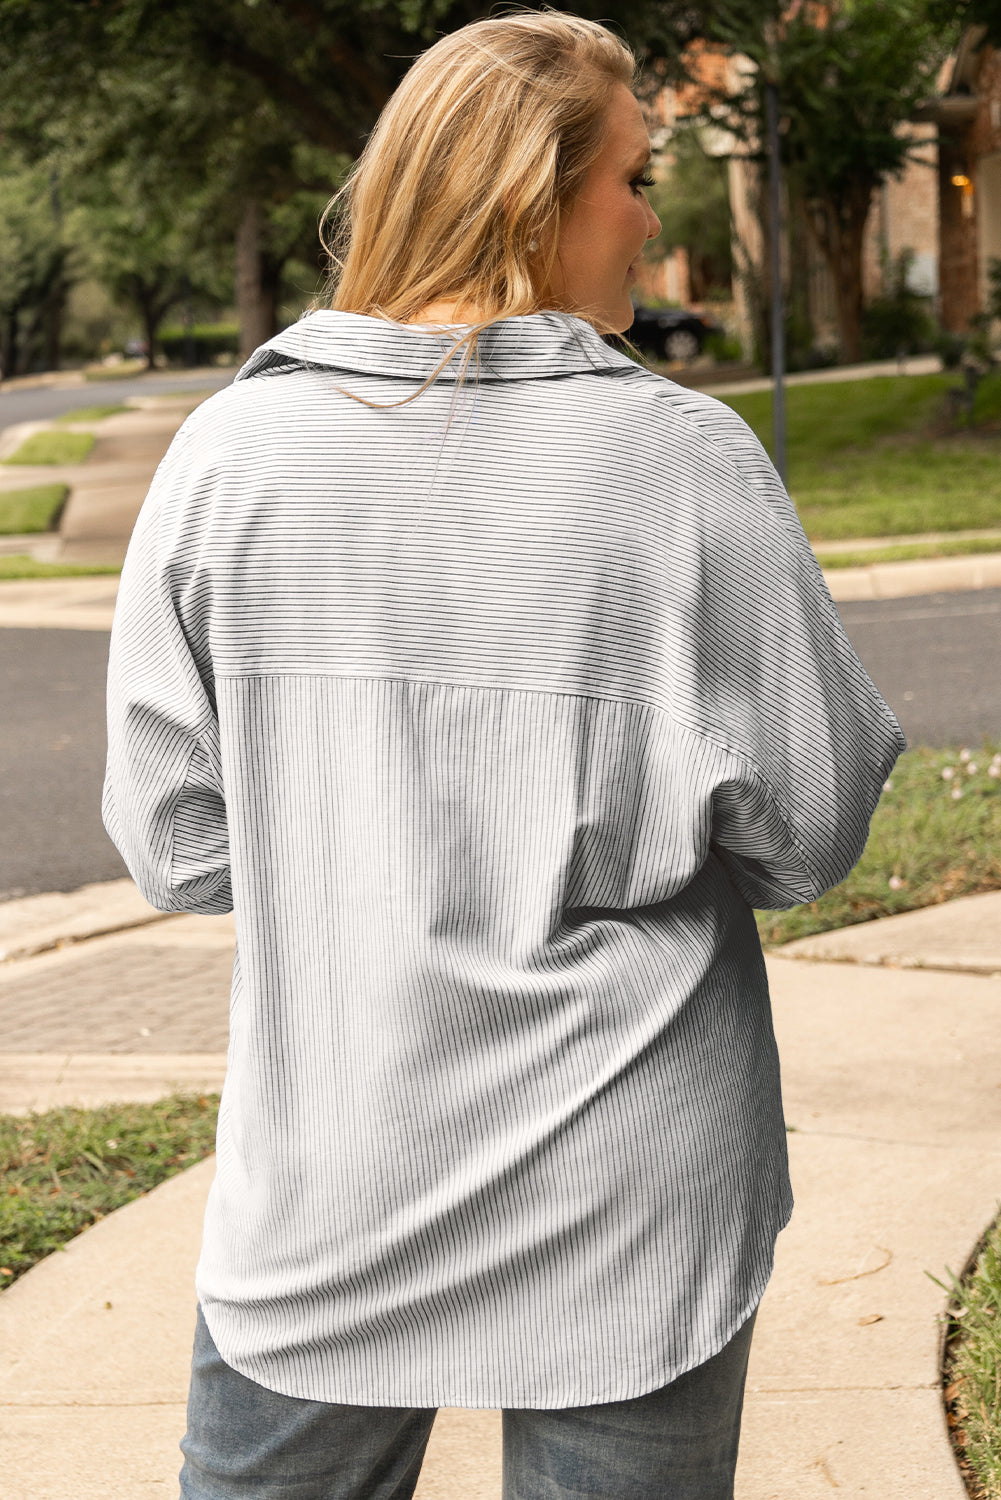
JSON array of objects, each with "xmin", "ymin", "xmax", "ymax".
[{"xmin": 104, "ymin": 12, "xmax": 904, "ymax": 1498}]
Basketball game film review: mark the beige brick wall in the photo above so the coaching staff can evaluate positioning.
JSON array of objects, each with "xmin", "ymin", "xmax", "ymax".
[
  {"xmin": 940, "ymin": 43, "xmax": 1001, "ymax": 330},
  {"xmin": 862, "ymin": 126, "xmax": 939, "ymax": 301}
]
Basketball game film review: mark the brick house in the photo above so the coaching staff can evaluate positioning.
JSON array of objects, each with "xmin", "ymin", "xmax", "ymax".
[
  {"xmin": 639, "ymin": 26, "xmax": 1001, "ymax": 357},
  {"xmin": 914, "ymin": 27, "xmax": 1001, "ymax": 332}
]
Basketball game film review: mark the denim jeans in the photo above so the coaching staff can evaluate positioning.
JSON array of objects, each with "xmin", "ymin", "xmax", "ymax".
[{"xmin": 179, "ymin": 1305, "xmax": 756, "ymax": 1499}]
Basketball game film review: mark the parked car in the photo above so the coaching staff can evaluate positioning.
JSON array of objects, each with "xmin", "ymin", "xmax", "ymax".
[{"xmin": 626, "ymin": 305, "xmax": 723, "ymax": 363}]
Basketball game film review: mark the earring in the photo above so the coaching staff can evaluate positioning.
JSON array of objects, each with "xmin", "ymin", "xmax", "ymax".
[{"xmin": 528, "ymin": 239, "xmax": 538, "ymax": 252}]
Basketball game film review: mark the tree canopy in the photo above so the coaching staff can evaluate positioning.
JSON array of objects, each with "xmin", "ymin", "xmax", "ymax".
[
  {"xmin": 0, "ymin": 0, "xmax": 986, "ymax": 371},
  {"xmin": 661, "ymin": 0, "xmax": 958, "ymax": 361}
]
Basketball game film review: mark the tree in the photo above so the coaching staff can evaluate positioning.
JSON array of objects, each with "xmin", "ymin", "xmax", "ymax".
[
  {"xmin": 0, "ymin": 155, "xmax": 73, "ymax": 377},
  {"xmin": 646, "ymin": 128, "xmax": 733, "ymax": 302},
  {"xmin": 666, "ymin": 1, "xmax": 956, "ymax": 363},
  {"xmin": 929, "ymin": 0, "xmax": 1001, "ymax": 36},
  {"xmin": 78, "ymin": 168, "xmax": 232, "ymax": 369},
  {"xmin": 0, "ymin": 1, "xmax": 714, "ymax": 361},
  {"xmin": 13, "ymin": 0, "xmax": 950, "ymax": 366},
  {"xmin": 0, "ymin": 1, "xmax": 707, "ymax": 157}
]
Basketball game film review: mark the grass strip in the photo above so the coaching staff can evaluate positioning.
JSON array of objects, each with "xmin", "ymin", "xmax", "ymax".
[
  {"xmin": 2, "ymin": 430, "xmax": 95, "ymax": 466},
  {"xmin": 816, "ymin": 536, "xmax": 1001, "ymax": 570},
  {"xmin": 52, "ymin": 404, "xmax": 128, "ymax": 425},
  {"xmin": 0, "ymin": 483, "xmax": 69, "ymax": 535},
  {"xmin": 720, "ymin": 374, "xmax": 1001, "ymax": 541},
  {"xmin": 0, "ymin": 1092, "xmax": 219, "ymax": 1286},
  {"xmin": 84, "ymin": 361, "xmax": 145, "ymax": 381},
  {"xmin": 757, "ymin": 741, "xmax": 1001, "ymax": 947},
  {"xmin": 0, "ymin": 554, "xmax": 120, "ymax": 579},
  {"xmin": 937, "ymin": 1216, "xmax": 1001, "ymax": 1500}
]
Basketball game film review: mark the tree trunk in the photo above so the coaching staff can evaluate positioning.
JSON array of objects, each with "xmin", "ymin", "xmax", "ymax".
[
  {"xmin": 0, "ymin": 313, "xmax": 18, "ymax": 381},
  {"xmin": 44, "ymin": 279, "xmax": 66, "ymax": 373},
  {"xmin": 22, "ymin": 301, "xmax": 47, "ymax": 374},
  {"xmin": 260, "ymin": 250, "xmax": 286, "ymax": 343},
  {"xmin": 141, "ymin": 298, "xmax": 160, "ymax": 371},
  {"xmin": 810, "ymin": 185, "xmax": 872, "ymax": 365},
  {"xmin": 236, "ymin": 199, "xmax": 271, "ymax": 360}
]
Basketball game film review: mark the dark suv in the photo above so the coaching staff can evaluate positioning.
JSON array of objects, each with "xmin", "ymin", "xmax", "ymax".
[{"xmin": 626, "ymin": 305, "xmax": 722, "ymax": 363}]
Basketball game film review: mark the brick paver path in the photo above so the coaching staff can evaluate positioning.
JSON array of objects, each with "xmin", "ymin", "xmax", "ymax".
[{"xmin": 0, "ymin": 935, "xmax": 232, "ymax": 1053}]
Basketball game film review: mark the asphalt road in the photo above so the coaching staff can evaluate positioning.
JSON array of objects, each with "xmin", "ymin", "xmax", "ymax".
[
  {"xmin": 1, "ymin": 628, "xmax": 126, "ymax": 901},
  {"xmin": 838, "ymin": 588, "xmax": 1001, "ymax": 749},
  {"xmin": 0, "ymin": 369, "xmax": 234, "ymax": 435},
  {"xmin": 2, "ymin": 588, "xmax": 999, "ymax": 901}
]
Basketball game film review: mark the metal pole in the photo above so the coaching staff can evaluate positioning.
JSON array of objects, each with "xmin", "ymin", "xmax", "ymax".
[{"xmin": 766, "ymin": 79, "xmax": 787, "ymax": 486}]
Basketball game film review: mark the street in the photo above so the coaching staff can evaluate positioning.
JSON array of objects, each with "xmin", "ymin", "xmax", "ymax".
[
  {"xmin": 838, "ymin": 587, "xmax": 1001, "ymax": 749},
  {"xmin": 0, "ymin": 368, "xmax": 233, "ymax": 435},
  {"xmin": 2, "ymin": 587, "xmax": 999, "ymax": 901}
]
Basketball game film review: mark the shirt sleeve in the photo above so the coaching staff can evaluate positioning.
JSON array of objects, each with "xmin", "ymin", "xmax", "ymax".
[
  {"xmin": 661, "ymin": 393, "xmax": 907, "ymax": 912},
  {"xmin": 102, "ymin": 429, "xmax": 232, "ymax": 915}
]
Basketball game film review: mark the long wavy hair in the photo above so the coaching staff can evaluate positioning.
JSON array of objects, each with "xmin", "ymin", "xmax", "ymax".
[{"xmin": 321, "ymin": 11, "xmax": 635, "ymax": 332}]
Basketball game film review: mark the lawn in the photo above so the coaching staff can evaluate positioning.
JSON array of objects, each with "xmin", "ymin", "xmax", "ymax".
[
  {"xmin": 939, "ymin": 1219, "xmax": 1001, "ymax": 1500},
  {"xmin": 0, "ymin": 554, "xmax": 120, "ymax": 579},
  {"xmin": 0, "ymin": 1093, "xmax": 219, "ymax": 1286},
  {"xmin": 720, "ymin": 372, "xmax": 1001, "ymax": 541},
  {"xmin": 52, "ymin": 404, "xmax": 128, "ymax": 424},
  {"xmin": 757, "ymin": 741, "xmax": 1001, "ymax": 947},
  {"xmin": 84, "ymin": 360, "xmax": 145, "ymax": 381},
  {"xmin": 2, "ymin": 430, "xmax": 95, "ymax": 466},
  {"xmin": 815, "ymin": 536, "xmax": 1001, "ymax": 569},
  {"xmin": 0, "ymin": 484, "xmax": 69, "ymax": 534}
]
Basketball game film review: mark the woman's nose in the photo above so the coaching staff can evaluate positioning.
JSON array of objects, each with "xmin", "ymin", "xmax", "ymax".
[{"xmin": 645, "ymin": 200, "xmax": 661, "ymax": 239}]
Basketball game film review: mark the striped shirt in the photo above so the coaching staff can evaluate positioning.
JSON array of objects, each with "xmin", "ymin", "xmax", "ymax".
[{"xmin": 103, "ymin": 310, "xmax": 904, "ymax": 1408}]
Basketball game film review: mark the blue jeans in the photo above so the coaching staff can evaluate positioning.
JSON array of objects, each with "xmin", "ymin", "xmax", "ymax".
[{"xmin": 180, "ymin": 1305, "xmax": 756, "ymax": 1499}]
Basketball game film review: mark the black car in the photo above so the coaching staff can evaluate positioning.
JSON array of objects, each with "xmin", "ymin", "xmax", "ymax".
[{"xmin": 626, "ymin": 305, "xmax": 722, "ymax": 363}]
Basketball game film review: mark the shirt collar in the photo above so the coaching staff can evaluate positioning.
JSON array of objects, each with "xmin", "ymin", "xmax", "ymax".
[{"xmin": 235, "ymin": 309, "xmax": 638, "ymax": 384}]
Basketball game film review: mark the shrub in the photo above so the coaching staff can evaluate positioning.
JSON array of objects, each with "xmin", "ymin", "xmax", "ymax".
[
  {"xmin": 704, "ymin": 331, "xmax": 744, "ymax": 364},
  {"xmin": 862, "ymin": 248, "xmax": 936, "ymax": 360},
  {"xmin": 157, "ymin": 323, "xmax": 240, "ymax": 367}
]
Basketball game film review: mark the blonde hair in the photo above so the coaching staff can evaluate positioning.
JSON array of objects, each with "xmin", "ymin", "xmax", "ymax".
[{"xmin": 322, "ymin": 11, "xmax": 635, "ymax": 329}]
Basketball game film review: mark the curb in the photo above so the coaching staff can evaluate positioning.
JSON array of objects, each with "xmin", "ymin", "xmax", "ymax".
[{"xmin": 0, "ymin": 879, "xmax": 175, "ymax": 964}]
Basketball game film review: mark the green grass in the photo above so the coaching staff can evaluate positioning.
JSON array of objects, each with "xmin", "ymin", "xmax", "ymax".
[
  {"xmin": 0, "ymin": 554, "xmax": 120, "ymax": 579},
  {"xmin": 84, "ymin": 360, "xmax": 145, "ymax": 381},
  {"xmin": 0, "ymin": 483, "xmax": 69, "ymax": 534},
  {"xmin": 2, "ymin": 430, "xmax": 95, "ymax": 466},
  {"xmin": 816, "ymin": 536, "xmax": 1001, "ymax": 570},
  {"xmin": 938, "ymin": 1216, "xmax": 1001, "ymax": 1499},
  {"xmin": 0, "ymin": 1093, "xmax": 219, "ymax": 1286},
  {"xmin": 721, "ymin": 373, "xmax": 1001, "ymax": 541},
  {"xmin": 757, "ymin": 742, "xmax": 1001, "ymax": 947},
  {"xmin": 52, "ymin": 404, "xmax": 128, "ymax": 424}
]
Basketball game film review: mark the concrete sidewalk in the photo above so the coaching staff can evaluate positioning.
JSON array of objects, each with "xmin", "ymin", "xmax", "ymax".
[
  {"xmin": 2, "ymin": 385, "xmax": 1001, "ymax": 605},
  {"xmin": 2, "ymin": 881, "xmax": 1000, "ymax": 1497},
  {"xmin": 0, "ymin": 397, "xmax": 202, "ymax": 569}
]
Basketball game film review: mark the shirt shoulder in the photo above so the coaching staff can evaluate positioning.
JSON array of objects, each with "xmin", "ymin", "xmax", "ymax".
[{"xmin": 613, "ymin": 366, "xmax": 784, "ymax": 496}]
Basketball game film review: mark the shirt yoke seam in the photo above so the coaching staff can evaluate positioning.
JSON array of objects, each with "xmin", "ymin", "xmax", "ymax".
[{"xmin": 212, "ymin": 667, "xmax": 817, "ymax": 884}]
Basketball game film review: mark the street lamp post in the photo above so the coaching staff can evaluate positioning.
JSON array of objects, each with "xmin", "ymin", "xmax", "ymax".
[{"xmin": 766, "ymin": 76, "xmax": 787, "ymax": 486}]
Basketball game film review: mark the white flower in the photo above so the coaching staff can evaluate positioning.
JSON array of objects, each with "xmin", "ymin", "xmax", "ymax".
[
  {"xmin": 888, "ymin": 875, "xmax": 904, "ymax": 890},
  {"xmin": 967, "ymin": 762, "xmax": 978, "ymax": 775},
  {"xmin": 942, "ymin": 766, "xmax": 955, "ymax": 780},
  {"xmin": 105, "ymin": 1140, "xmax": 118, "ymax": 1150},
  {"xmin": 960, "ymin": 748, "xmax": 971, "ymax": 763},
  {"xmin": 989, "ymin": 765, "xmax": 1000, "ymax": 779},
  {"xmin": 883, "ymin": 778, "xmax": 894, "ymax": 791},
  {"xmin": 951, "ymin": 786, "xmax": 964, "ymax": 800}
]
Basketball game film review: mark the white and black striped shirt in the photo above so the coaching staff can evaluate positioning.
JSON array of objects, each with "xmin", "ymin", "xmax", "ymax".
[{"xmin": 104, "ymin": 311, "xmax": 904, "ymax": 1407}]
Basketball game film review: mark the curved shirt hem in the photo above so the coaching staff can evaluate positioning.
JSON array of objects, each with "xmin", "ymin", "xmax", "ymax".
[{"xmin": 196, "ymin": 1192, "xmax": 793, "ymax": 1411}]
